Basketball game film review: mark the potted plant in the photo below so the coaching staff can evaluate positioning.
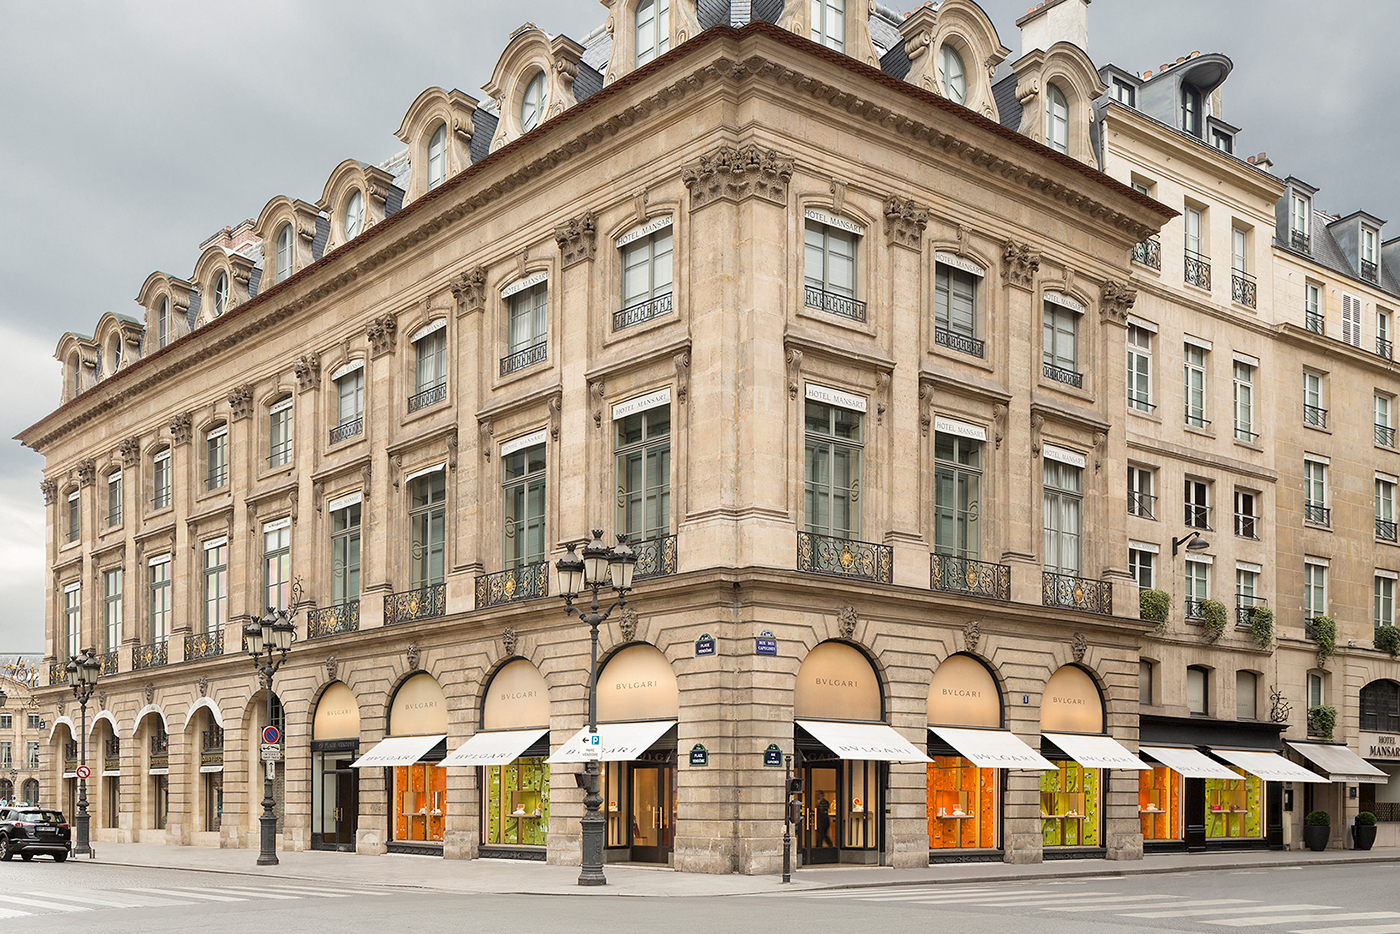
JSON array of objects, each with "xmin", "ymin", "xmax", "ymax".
[
  {"xmin": 1376, "ymin": 625, "xmax": 1400, "ymax": 659},
  {"xmin": 1353, "ymin": 811, "xmax": 1378, "ymax": 851},
  {"xmin": 1307, "ymin": 704, "xmax": 1336, "ymax": 740},
  {"xmin": 1303, "ymin": 809, "xmax": 1331, "ymax": 851},
  {"xmin": 1310, "ymin": 615, "xmax": 1337, "ymax": 659},
  {"xmin": 1249, "ymin": 606, "xmax": 1274, "ymax": 650},
  {"xmin": 1200, "ymin": 599, "xmax": 1228, "ymax": 644},
  {"xmin": 1140, "ymin": 589, "xmax": 1171, "ymax": 634}
]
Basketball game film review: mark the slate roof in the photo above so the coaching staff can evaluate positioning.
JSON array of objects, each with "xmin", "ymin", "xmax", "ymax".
[
  {"xmin": 992, "ymin": 73, "xmax": 1021, "ymax": 131},
  {"xmin": 1276, "ymin": 209, "xmax": 1400, "ymax": 299}
]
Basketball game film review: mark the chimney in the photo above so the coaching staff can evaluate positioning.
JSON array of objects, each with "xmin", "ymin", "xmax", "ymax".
[{"xmin": 1017, "ymin": 0, "xmax": 1090, "ymax": 57}]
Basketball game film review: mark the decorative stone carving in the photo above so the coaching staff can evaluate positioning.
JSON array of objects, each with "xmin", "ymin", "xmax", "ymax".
[
  {"xmin": 446, "ymin": 429, "xmax": 459, "ymax": 470},
  {"xmin": 875, "ymin": 373, "xmax": 890, "ymax": 426},
  {"xmin": 361, "ymin": 462, "xmax": 372, "ymax": 499},
  {"xmin": 294, "ymin": 354, "xmax": 321, "ymax": 392},
  {"xmin": 1071, "ymin": 632, "xmax": 1088, "ymax": 663},
  {"xmin": 40, "ymin": 478, "xmax": 56, "ymax": 505},
  {"xmin": 830, "ymin": 179, "xmax": 847, "ymax": 215},
  {"xmin": 57, "ymin": 699, "xmax": 64, "ymax": 717},
  {"xmin": 956, "ymin": 224, "xmax": 972, "ymax": 257},
  {"xmin": 1002, "ymin": 240, "xmax": 1041, "ymax": 290},
  {"xmin": 198, "ymin": 676, "xmax": 208, "ymax": 697},
  {"xmin": 77, "ymin": 459, "xmax": 96, "ymax": 487},
  {"xmin": 325, "ymin": 656, "xmax": 338, "ymax": 682},
  {"xmin": 367, "ymin": 313, "xmax": 398, "ymax": 357},
  {"xmin": 97, "ymin": 692, "xmax": 106, "ymax": 711},
  {"xmin": 119, "ymin": 437, "xmax": 141, "ymax": 468},
  {"xmin": 1093, "ymin": 433, "xmax": 1106, "ymax": 473},
  {"xmin": 228, "ymin": 384, "xmax": 254, "ymax": 420},
  {"xmin": 674, "ymin": 351, "xmax": 691, "ymax": 404},
  {"xmin": 618, "ymin": 606, "xmax": 638, "ymax": 644},
  {"xmin": 554, "ymin": 213, "xmax": 598, "ymax": 268},
  {"xmin": 919, "ymin": 379, "xmax": 934, "ymax": 436},
  {"xmin": 479, "ymin": 419, "xmax": 493, "ymax": 459},
  {"xmin": 837, "ymin": 605, "xmax": 857, "ymax": 640},
  {"xmin": 681, "ymin": 144, "xmax": 795, "ymax": 210},
  {"xmin": 963, "ymin": 619, "xmax": 981, "ymax": 654},
  {"xmin": 450, "ymin": 267, "xmax": 487, "ymax": 316},
  {"xmin": 786, "ymin": 348, "xmax": 803, "ymax": 400},
  {"xmin": 502, "ymin": 627, "xmax": 518, "ymax": 656},
  {"xmin": 144, "ymin": 682, "xmax": 155, "ymax": 704},
  {"xmin": 313, "ymin": 480, "xmax": 323, "ymax": 514},
  {"xmin": 992, "ymin": 404, "xmax": 1006, "ymax": 450},
  {"xmin": 1030, "ymin": 413, "xmax": 1044, "ymax": 456},
  {"xmin": 589, "ymin": 381, "xmax": 605, "ymax": 429},
  {"xmin": 169, "ymin": 412, "xmax": 193, "ymax": 446},
  {"xmin": 883, "ymin": 196, "xmax": 930, "ymax": 250},
  {"xmin": 406, "ymin": 642, "xmax": 421, "ymax": 671},
  {"xmin": 1100, "ymin": 280, "xmax": 1137, "ymax": 324},
  {"xmin": 548, "ymin": 393, "xmax": 563, "ymax": 442}
]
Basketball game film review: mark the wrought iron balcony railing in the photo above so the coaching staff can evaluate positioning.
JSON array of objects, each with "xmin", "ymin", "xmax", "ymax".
[
  {"xmin": 63, "ymin": 740, "xmax": 77, "ymax": 771},
  {"xmin": 268, "ymin": 441, "xmax": 293, "ymax": 468},
  {"xmin": 103, "ymin": 738, "xmax": 119, "ymax": 772},
  {"xmin": 329, "ymin": 416, "xmax": 363, "ymax": 445},
  {"xmin": 1128, "ymin": 491, "xmax": 1156, "ymax": 520},
  {"xmin": 1380, "ymin": 338, "xmax": 1394, "ymax": 361},
  {"xmin": 1043, "ymin": 362, "xmax": 1083, "ymax": 388},
  {"xmin": 408, "ymin": 382, "xmax": 447, "ymax": 413},
  {"xmin": 1231, "ymin": 271, "xmax": 1257, "ymax": 308},
  {"xmin": 1234, "ymin": 424, "xmax": 1259, "ymax": 444},
  {"xmin": 1235, "ymin": 597, "xmax": 1266, "ymax": 629},
  {"xmin": 614, "ymin": 292, "xmax": 673, "ymax": 331},
  {"xmin": 797, "ymin": 532, "xmax": 893, "ymax": 584},
  {"xmin": 930, "ymin": 554, "xmax": 1011, "ymax": 601},
  {"xmin": 1379, "ymin": 517, "xmax": 1398, "ymax": 543},
  {"xmin": 1304, "ymin": 404, "xmax": 1328, "ymax": 428},
  {"xmin": 1184, "ymin": 410, "xmax": 1210, "ymax": 429},
  {"xmin": 206, "ymin": 464, "xmax": 227, "ymax": 491},
  {"xmin": 131, "ymin": 638, "xmax": 168, "ymax": 671},
  {"xmin": 99, "ymin": 650, "xmax": 117, "ymax": 676},
  {"xmin": 475, "ymin": 563, "xmax": 549, "ymax": 609},
  {"xmin": 150, "ymin": 733, "xmax": 169, "ymax": 771},
  {"xmin": 1305, "ymin": 502, "xmax": 1331, "ymax": 526},
  {"xmin": 804, "ymin": 284, "xmax": 867, "ymax": 322},
  {"xmin": 632, "ymin": 535, "xmax": 678, "ymax": 582},
  {"xmin": 48, "ymin": 662, "xmax": 64, "ymax": 686},
  {"xmin": 1042, "ymin": 572, "xmax": 1112, "ymax": 615},
  {"xmin": 501, "ymin": 341, "xmax": 547, "ymax": 376},
  {"xmin": 1184, "ymin": 598, "xmax": 1207, "ymax": 620},
  {"xmin": 1235, "ymin": 512, "xmax": 1258, "ymax": 540},
  {"xmin": 1185, "ymin": 503, "xmax": 1212, "ymax": 530},
  {"xmin": 1290, "ymin": 230, "xmax": 1311, "ymax": 253},
  {"xmin": 385, "ymin": 584, "xmax": 446, "ymax": 625},
  {"xmin": 1133, "ymin": 237, "xmax": 1161, "ymax": 270},
  {"xmin": 1379, "ymin": 424, "xmax": 1396, "ymax": 448},
  {"xmin": 1184, "ymin": 251, "xmax": 1211, "ymax": 289},
  {"xmin": 934, "ymin": 326, "xmax": 985, "ymax": 358},
  {"xmin": 201, "ymin": 726, "xmax": 224, "ymax": 753},
  {"xmin": 1305, "ymin": 312, "xmax": 1325, "ymax": 335},
  {"xmin": 1305, "ymin": 616, "xmax": 1328, "ymax": 641},
  {"xmin": 1362, "ymin": 259, "xmax": 1379, "ymax": 283},
  {"xmin": 309, "ymin": 600, "xmax": 360, "ymax": 639},
  {"xmin": 184, "ymin": 631, "xmax": 223, "ymax": 661}
]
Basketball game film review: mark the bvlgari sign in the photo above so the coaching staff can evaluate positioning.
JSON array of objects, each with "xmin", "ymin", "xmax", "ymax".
[{"xmin": 1360, "ymin": 731, "xmax": 1400, "ymax": 761}]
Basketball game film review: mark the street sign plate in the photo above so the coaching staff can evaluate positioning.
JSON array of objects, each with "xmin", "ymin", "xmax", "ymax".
[
  {"xmin": 266, "ymin": 759, "xmax": 276, "ymax": 780},
  {"xmin": 261, "ymin": 743, "xmax": 282, "ymax": 761},
  {"xmin": 263, "ymin": 725, "xmax": 281, "ymax": 745},
  {"xmin": 581, "ymin": 732, "xmax": 601, "ymax": 760},
  {"xmin": 75, "ymin": 765, "xmax": 90, "ymax": 779}
]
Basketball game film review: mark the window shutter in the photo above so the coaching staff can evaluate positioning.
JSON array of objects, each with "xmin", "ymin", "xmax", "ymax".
[{"xmin": 1342, "ymin": 293, "xmax": 1362, "ymax": 347}]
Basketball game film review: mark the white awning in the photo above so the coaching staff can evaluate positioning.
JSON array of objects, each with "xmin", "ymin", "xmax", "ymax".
[
  {"xmin": 930, "ymin": 726, "xmax": 1055, "ymax": 770},
  {"xmin": 350, "ymin": 734, "xmax": 445, "ymax": 769},
  {"xmin": 548, "ymin": 721, "xmax": 675, "ymax": 763},
  {"xmin": 443, "ymin": 728, "xmax": 549, "ymax": 767},
  {"xmin": 1140, "ymin": 745, "xmax": 1240, "ymax": 780},
  {"xmin": 798, "ymin": 720, "xmax": 931, "ymax": 763},
  {"xmin": 198, "ymin": 764, "xmax": 224, "ymax": 774},
  {"xmin": 1042, "ymin": 733, "xmax": 1150, "ymax": 770},
  {"xmin": 1285, "ymin": 741, "xmax": 1390, "ymax": 784},
  {"xmin": 1209, "ymin": 748, "xmax": 1329, "ymax": 783}
]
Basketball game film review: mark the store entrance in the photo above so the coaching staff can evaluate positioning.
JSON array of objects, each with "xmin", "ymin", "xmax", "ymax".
[
  {"xmin": 321, "ymin": 764, "xmax": 358, "ymax": 851},
  {"xmin": 605, "ymin": 754, "xmax": 676, "ymax": 864},
  {"xmin": 801, "ymin": 763, "xmax": 841, "ymax": 864}
]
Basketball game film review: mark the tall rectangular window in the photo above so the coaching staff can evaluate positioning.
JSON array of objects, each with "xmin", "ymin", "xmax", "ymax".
[
  {"xmin": 1185, "ymin": 559, "xmax": 1209, "ymax": 616},
  {"xmin": 1128, "ymin": 466, "xmax": 1155, "ymax": 520},
  {"xmin": 935, "ymin": 264, "xmax": 981, "ymax": 356},
  {"xmin": 1233, "ymin": 361, "xmax": 1254, "ymax": 441},
  {"xmin": 1236, "ymin": 567, "xmax": 1258, "ymax": 612},
  {"xmin": 206, "ymin": 423, "xmax": 228, "ymax": 491},
  {"xmin": 152, "ymin": 448, "xmax": 171, "ymax": 510},
  {"xmin": 269, "ymin": 395, "xmax": 293, "ymax": 467},
  {"xmin": 1308, "ymin": 672, "xmax": 1324, "ymax": 709},
  {"xmin": 1379, "ymin": 394, "xmax": 1395, "ymax": 447},
  {"xmin": 1231, "ymin": 228, "xmax": 1247, "ymax": 276},
  {"xmin": 1185, "ymin": 206, "xmax": 1204, "ymax": 256},
  {"xmin": 1304, "ymin": 459, "xmax": 1328, "ymax": 525},
  {"xmin": 63, "ymin": 583, "xmax": 80, "ymax": 658},
  {"xmin": 1377, "ymin": 574, "xmax": 1396, "ymax": 629},
  {"xmin": 336, "ymin": 368, "xmax": 364, "ymax": 431},
  {"xmin": 503, "ymin": 446, "xmax": 546, "ymax": 569},
  {"xmin": 25, "ymin": 742, "xmax": 38, "ymax": 769},
  {"xmin": 202, "ymin": 539, "xmax": 227, "ymax": 635},
  {"xmin": 508, "ymin": 284, "xmax": 548, "ymax": 358},
  {"xmin": 106, "ymin": 471, "xmax": 122, "ymax": 526},
  {"xmin": 934, "ymin": 433, "xmax": 981, "ymax": 560},
  {"xmin": 1187, "ymin": 667, "xmax": 1208, "ymax": 715},
  {"xmin": 1377, "ymin": 477, "xmax": 1396, "ymax": 542},
  {"xmin": 1042, "ymin": 460, "xmax": 1082, "ymax": 576},
  {"xmin": 616, "ymin": 406, "xmax": 671, "ymax": 544},
  {"xmin": 804, "ymin": 220, "xmax": 858, "ymax": 305},
  {"xmin": 413, "ymin": 326, "xmax": 447, "ymax": 407},
  {"xmin": 411, "ymin": 472, "xmax": 447, "ymax": 587},
  {"xmin": 66, "ymin": 490, "xmax": 80, "ymax": 544},
  {"xmin": 1183, "ymin": 343, "xmax": 1207, "ymax": 427},
  {"xmin": 1363, "ymin": 227, "xmax": 1378, "ymax": 278},
  {"xmin": 1379, "ymin": 310, "xmax": 1392, "ymax": 358},
  {"xmin": 1043, "ymin": 303, "xmax": 1079, "ymax": 382},
  {"xmin": 332, "ymin": 502, "xmax": 362, "ymax": 604},
  {"xmin": 1291, "ymin": 193, "xmax": 1310, "ymax": 237},
  {"xmin": 1127, "ymin": 325, "xmax": 1152, "ymax": 412},
  {"xmin": 1304, "ymin": 561, "xmax": 1328, "ymax": 620},
  {"xmin": 621, "ymin": 225, "xmax": 674, "ymax": 315},
  {"xmin": 148, "ymin": 557, "xmax": 171, "ymax": 642},
  {"xmin": 805, "ymin": 401, "xmax": 863, "ymax": 540},
  {"xmin": 1234, "ymin": 489, "xmax": 1257, "ymax": 539},
  {"xmin": 103, "ymin": 568, "xmax": 122, "ymax": 654},
  {"xmin": 1303, "ymin": 372, "xmax": 1326, "ymax": 427},
  {"xmin": 1129, "ymin": 547, "xmax": 1155, "ymax": 590},
  {"xmin": 1236, "ymin": 671, "xmax": 1258, "ymax": 720},
  {"xmin": 263, "ymin": 521, "xmax": 291, "ymax": 612},
  {"xmin": 810, "ymin": 0, "xmax": 845, "ymax": 51},
  {"xmin": 1185, "ymin": 478, "xmax": 1210, "ymax": 530},
  {"xmin": 1306, "ymin": 282, "xmax": 1323, "ymax": 332},
  {"xmin": 634, "ymin": 0, "xmax": 669, "ymax": 65}
]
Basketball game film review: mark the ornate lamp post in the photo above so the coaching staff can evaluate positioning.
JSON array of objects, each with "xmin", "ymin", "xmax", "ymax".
[
  {"xmin": 243, "ymin": 593, "xmax": 298, "ymax": 867},
  {"xmin": 64, "ymin": 648, "xmax": 100, "ymax": 858},
  {"xmin": 556, "ymin": 531, "xmax": 636, "ymax": 887}
]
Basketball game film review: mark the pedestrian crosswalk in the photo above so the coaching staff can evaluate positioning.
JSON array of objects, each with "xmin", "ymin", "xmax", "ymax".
[
  {"xmin": 0, "ymin": 882, "xmax": 375, "ymax": 919},
  {"xmin": 785, "ymin": 882, "xmax": 1400, "ymax": 933}
]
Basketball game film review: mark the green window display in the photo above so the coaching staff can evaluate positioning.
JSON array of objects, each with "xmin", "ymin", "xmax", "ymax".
[
  {"xmin": 1204, "ymin": 766, "xmax": 1262, "ymax": 838},
  {"xmin": 485, "ymin": 756, "xmax": 550, "ymax": 846},
  {"xmin": 1040, "ymin": 762, "xmax": 1100, "ymax": 846}
]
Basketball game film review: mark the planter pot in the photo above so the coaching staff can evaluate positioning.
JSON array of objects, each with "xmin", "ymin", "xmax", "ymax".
[
  {"xmin": 1352, "ymin": 823, "xmax": 1378, "ymax": 851},
  {"xmin": 1303, "ymin": 824, "xmax": 1330, "ymax": 851}
]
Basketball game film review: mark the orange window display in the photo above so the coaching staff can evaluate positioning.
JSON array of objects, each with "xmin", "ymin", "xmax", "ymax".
[
  {"xmin": 394, "ymin": 763, "xmax": 446, "ymax": 842},
  {"xmin": 927, "ymin": 756, "xmax": 996, "ymax": 849},
  {"xmin": 1138, "ymin": 766, "xmax": 1180, "ymax": 840}
]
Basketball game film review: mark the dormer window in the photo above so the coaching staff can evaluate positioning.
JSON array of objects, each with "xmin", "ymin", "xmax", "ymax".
[
  {"xmin": 1363, "ymin": 227, "xmax": 1379, "ymax": 282},
  {"xmin": 635, "ymin": 0, "xmax": 669, "ymax": 67},
  {"xmin": 1045, "ymin": 84, "xmax": 1069, "ymax": 154},
  {"xmin": 427, "ymin": 123, "xmax": 447, "ymax": 190},
  {"xmin": 520, "ymin": 71, "xmax": 545, "ymax": 132},
  {"xmin": 157, "ymin": 297, "xmax": 170, "ymax": 349},
  {"xmin": 111, "ymin": 338, "xmax": 122, "ymax": 372},
  {"xmin": 811, "ymin": 0, "xmax": 845, "ymax": 52},
  {"xmin": 939, "ymin": 45, "xmax": 966, "ymax": 105},
  {"xmin": 1112, "ymin": 77, "xmax": 1135, "ymax": 107},
  {"xmin": 1211, "ymin": 128, "xmax": 1233, "ymax": 154},
  {"xmin": 1181, "ymin": 83, "xmax": 1203, "ymax": 138},
  {"xmin": 212, "ymin": 272, "xmax": 228, "ymax": 317},
  {"xmin": 1290, "ymin": 192, "xmax": 1311, "ymax": 251},
  {"xmin": 275, "ymin": 224, "xmax": 293, "ymax": 283},
  {"xmin": 343, "ymin": 189, "xmax": 364, "ymax": 240}
]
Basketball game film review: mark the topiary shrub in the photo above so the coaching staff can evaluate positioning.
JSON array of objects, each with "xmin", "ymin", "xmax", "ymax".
[
  {"xmin": 1140, "ymin": 589, "xmax": 1171, "ymax": 633},
  {"xmin": 1249, "ymin": 606, "xmax": 1274, "ymax": 650},
  {"xmin": 1308, "ymin": 704, "xmax": 1337, "ymax": 739},
  {"xmin": 1200, "ymin": 599, "xmax": 1228, "ymax": 644},
  {"xmin": 1311, "ymin": 615, "xmax": 1337, "ymax": 658},
  {"xmin": 1357, "ymin": 811, "xmax": 1378, "ymax": 825},
  {"xmin": 1376, "ymin": 625, "xmax": 1400, "ymax": 659},
  {"xmin": 1305, "ymin": 809, "xmax": 1331, "ymax": 827}
]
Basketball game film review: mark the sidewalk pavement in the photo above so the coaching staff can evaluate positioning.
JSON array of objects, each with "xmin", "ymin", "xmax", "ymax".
[{"xmin": 68, "ymin": 841, "xmax": 1400, "ymax": 897}]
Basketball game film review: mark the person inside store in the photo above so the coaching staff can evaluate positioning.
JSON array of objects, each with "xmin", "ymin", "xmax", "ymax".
[{"xmin": 815, "ymin": 791, "xmax": 833, "ymax": 847}]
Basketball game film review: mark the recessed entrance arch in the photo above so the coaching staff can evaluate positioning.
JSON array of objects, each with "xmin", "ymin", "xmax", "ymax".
[{"xmin": 311, "ymin": 681, "xmax": 360, "ymax": 852}]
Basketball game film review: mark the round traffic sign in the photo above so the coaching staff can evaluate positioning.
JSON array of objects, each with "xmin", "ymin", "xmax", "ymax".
[
  {"xmin": 263, "ymin": 725, "xmax": 281, "ymax": 745},
  {"xmin": 75, "ymin": 765, "xmax": 90, "ymax": 779}
]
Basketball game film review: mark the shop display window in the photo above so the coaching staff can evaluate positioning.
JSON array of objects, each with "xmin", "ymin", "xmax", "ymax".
[
  {"xmin": 927, "ymin": 756, "xmax": 996, "ymax": 848},
  {"xmin": 1040, "ymin": 762, "xmax": 1099, "ymax": 846},
  {"xmin": 1204, "ymin": 767, "xmax": 1261, "ymax": 838},
  {"xmin": 394, "ymin": 763, "xmax": 446, "ymax": 842},
  {"xmin": 843, "ymin": 760, "xmax": 875, "ymax": 849},
  {"xmin": 1138, "ymin": 766, "xmax": 1180, "ymax": 840},
  {"xmin": 485, "ymin": 757, "xmax": 550, "ymax": 846}
]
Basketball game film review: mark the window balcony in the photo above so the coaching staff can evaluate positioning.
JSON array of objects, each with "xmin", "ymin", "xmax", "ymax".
[
  {"xmin": 475, "ymin": 563, "xmax": 549, "ymax": 609},
  {"xmin": 1128, "ymin": 490, "xmax": 1157, "ymax": 520},
  {"xmin": 408, "ymin": 382, "xmax": 447, "ymax": 413},
  {"xmin": 1043, "ymin": 362, "xmax": 1083, "ymax": 388},
  {"xmin": 132, "ymin": 638, "xmax": 169, "ymax": 671},
  {"xmin": 1236, "ymin": 597, "xmax": 1267, "ymax": 629},
  {"xmin": 1234, "ymin": 512, "xmax": 1258, "ymax": 540},
  {"xmin": 632, "ymin": 535, "xmax": 679, "ymax": 583},
  {"xmin": 201, "ymin": 727, "xmax": 224, "ymax": 770},
  {"xmin": 149, "ymin": 734, "xmax": 169, "ymax": 771},
  {"xmin": 930, "ymin": 554, "xmax": 1011, "ymax": 601},
  {"xmin": 1305, "ymin": 312, "xmax": 1325, "ymax": 335},
  {"xmin": 184, "ymin": 631, "xmax": 223, "ymax": 661},
  {"xmin": 99, "ymin": 650, "xmax": 117, "ymax": 676},
  {"xmin": 1362, "ymin": 259, "xmax": 1379, "ymax": 283},
  {"xmin": 1042, "ymin": 572, "xmax": 1112, "ymax": 615},
  {"xmin": 1184, "ymin": 411, "xmax": 1210, "ymax": 430},
  {"xmin": 103, "ymin": 738, "xmax": 119, "ymax": 772},
  {"xmin": 804, "ymin": 284, "xmax": 867, "ymax": 322},
  {"xmin": 329, "ymin": 416, "xmax": 363, "ymax": 445},
  {"xmin": 1304, "ymin": 404, "xmax": 1328, "ymax": 428},
  {"xmin": 1305, "ymin": 502, "xmax": 1331, "ymax": 527},
  {"xmin": 1234, "ymin": 425, "xmax": 1259, "ymax": 444},
  {"xmin": 1305, "ymin": 616, "xmax": 1329, "ymax": 641},
  {"xmin": 1379, "ymin": 338, "xmax": 1394, "ymax": 361},
  {"xmin": 1184, "ymin": 598, "xmax": 1206, "ymax": 620},
  {"xmin": 1379, "ymin": 424, "xmax": 1396, "ymax": 448},
  {"xmin": 934, "ymin": 326, "xmax": 985, "ymax": 358},
  {"xmin": 207, "ymin": 465, "xmax": 228, "ymax": 491},
  {"xmin": 1231, "ymin": 271, "xmax": 1257, "ymax": 308},
  {"xmin": 308, "ymin": 600, "xmax": 360, "ymax": 639},
  {"xmin": 1379, "ymin": 517, "xmax": 1398, "ymax": 543},
  {"xmin": 1185, "ymin": 504, "xmax": 1212, "ymax": 530},
  {"xmin": 1132, "ymin": 236, "xmax": 1161, "ymax": 270},
  {"xmin": 63, "ymin": 741, "xmax": 77, "ymax": 772},
  {"xmin": 385, "ymin": 584, "xmax": 446, "ymax": 625},
  {"xmin": 47, "ymin": 662, "xmax": 64, "ymax": 686},
  {"xmin": 500, "ymin": 341, "xmax": 547, "ymax": 376},
  {"xmin": 797, "ymin": 531, "xmax": 893, "ymax": 584},
  {"xmin": 268, "ymin": 442, "xmax": 293, "ymax": 468},
  {"xmin": 1184, "ymin": 251, "xmax": 1212, "ymax": 289},
  {"xmin": 1290, "ymin": 229, "xmax": 1311, "ymax": 253},
  {"xmin": 614, "ymin": 292, "xmax": 673, "ymax": 331}
]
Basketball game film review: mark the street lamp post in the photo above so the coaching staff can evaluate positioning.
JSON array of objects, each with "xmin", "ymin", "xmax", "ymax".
[
  {"xmin": 64, "ymin": 648, "xmax": 100, "ymax": 858},
  {"xmin": 243, "ymin": 591, "xmax": 298, "ymax": 867},
  {"xmin": 556, "ymin": 531, "xmax": 637, "ymax": 887}
]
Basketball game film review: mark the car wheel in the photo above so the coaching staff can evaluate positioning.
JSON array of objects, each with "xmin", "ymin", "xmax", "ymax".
[
  {"xmin": 19, "ymin": 853, "xmax": 31, "ymax": 861},
  {"xmin": 53, "ymin": 852, "xmax": 66, "ymax": 863},
  {"xmin": 0, "ymin": 838, "xmax": 12, "ymax": 861}
]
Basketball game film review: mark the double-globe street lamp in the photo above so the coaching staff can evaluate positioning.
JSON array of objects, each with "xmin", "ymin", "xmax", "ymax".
[
  {"xmin": 243, "ymin": 593, "xmax": 298, "ymax": 867},
  {"xmin": 64, "ymin": 648, "xmax": 100, "ymax": 858},
  {"xmin": 556, "ymin": 531, "xmax": 637, "ymax": 887}
]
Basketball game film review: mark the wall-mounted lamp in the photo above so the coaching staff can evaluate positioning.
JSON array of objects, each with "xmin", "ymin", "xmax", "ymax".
[{"xmin": 1172, "ymin": 531, "xmax": 1210, "ymax": 556}]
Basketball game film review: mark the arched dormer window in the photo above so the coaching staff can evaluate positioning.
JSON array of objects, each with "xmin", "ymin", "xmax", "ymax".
[
  {"xmin": 939, "ymin": 44, "xmax": 966, "ymax": 104},
  {"xmin": 275, "ymin": 224, "xmax": 293, "ymax": 283},
  {"xmin": 1181, "ymin": 82, "xmax": 1203, "ymax": 138},
  {"xmin": 212, "ymin": 272, "xmax": 228, "ymax": 317},
  {"xmin": 111, "ymin": 337, "xmax": 122, "ymax": 372},
  {"xmin": 70, "ymin": 354, "xmax": 81, "ymax": 398},
  {"xmin": 519, "ymin": 70, "xmax": 545, "ymax": 132},
  {"xmin": 394, "ymin": 89, "xmax": 479, "ymax": 204},
  {"xmin": 635, "ymin": 0, "xmax": 669, "ymax": 66},
  {"xmin": 1045, "ymin": 84, "xmax": 1069, "ymax": 154},
  {"xmin": 483, "ymin": 27, "xmax": 586, "ymax": 153},
  {"xmin": 897, "ymin": 3, "xmax": 1010, "ymax": 120},
  {"xmin": 343, "ymin": 189, "xmax": 364, "ymax": 240},
  {"xmin": 157, "ymin": 297, "xmax": 170, "ymax": 348},
  {"xmin": 427, "ymin": 123, "xmax": 447, "ymax": 190},
  {"xmin": 811, "ymin": 0, "xmax": 846, "ymax": 51}
]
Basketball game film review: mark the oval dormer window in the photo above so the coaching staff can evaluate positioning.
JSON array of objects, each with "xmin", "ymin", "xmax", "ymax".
[
  {"xmin": 343, "ymin": 189, "xmax": 363, "ymax": 240},
  {"xmin": 427, "ymin": 123, "xmax": 447, "ymax": 190},
  {"xmin": 520, "ymin": 70, "xmax": 545, "ymax": 132},
  {"xmin": 939, "ymin": 45, "xmax": 966, "ymax": 105},
  {"xmin": 213, "ymin": 272, "xmax": 228, "ymax": 316}
]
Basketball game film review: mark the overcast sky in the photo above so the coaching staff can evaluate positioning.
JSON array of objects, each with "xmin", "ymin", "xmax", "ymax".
[{"xmin": 0, "ymin": 0, "xmax": 1394, "ymax": 653}]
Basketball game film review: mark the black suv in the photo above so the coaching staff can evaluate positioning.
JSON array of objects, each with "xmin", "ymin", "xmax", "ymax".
[{"xmin": 0, "ymin": 807, "xmax": 71, "ymax": 861}]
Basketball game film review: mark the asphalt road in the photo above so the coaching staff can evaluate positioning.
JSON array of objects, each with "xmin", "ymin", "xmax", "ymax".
[{"xmin": 3, "ymin": 860, "xmax": 1398, "ymax": 933}]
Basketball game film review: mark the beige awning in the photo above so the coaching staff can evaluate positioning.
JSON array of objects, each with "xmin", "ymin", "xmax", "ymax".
[
  {"xmin": 798, "ymin": 720, "xmax": 931, "ymax": 762},
  {"xmin": 1042, "ymin": 733, "xmax": 1150, "ymax": 770},
  {"xmin": 548, "ymin": 721, "xmax": 675, "ymax": 763},
  {"xmin": 1140, "ymin": 746, "xmax": 1240, "ymax": 780},
  {"xmin": 443, "ymin": 728, "xmax": 548, "ymax": 767},
  {"xmin": 1285, "ymin": 741, "xmax": 1389, "ymax": 784},
  {"xmin": 350, "ymin": 734, "xmax": 445, "ymax": 768},
  {"xmin": 930, "ymin": 727, "xmax": 1055, "ymax": 770},
  {"xmin": 1209, "ymin": 748, "xmax": 1328, "ymax": 783}
]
